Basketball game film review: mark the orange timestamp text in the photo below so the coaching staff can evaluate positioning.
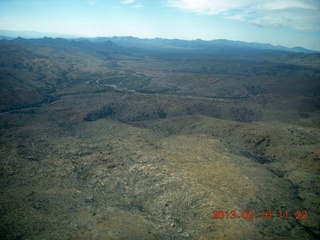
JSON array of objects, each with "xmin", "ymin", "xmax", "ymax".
[{"xmin": 212, "ymin": 210, "xmax": 307, "ymax": 220}]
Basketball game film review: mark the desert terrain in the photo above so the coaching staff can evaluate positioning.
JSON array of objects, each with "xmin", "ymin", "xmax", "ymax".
[{"xmin": 0, "ymin": 37, "xmax": 319, "ymax": 239}]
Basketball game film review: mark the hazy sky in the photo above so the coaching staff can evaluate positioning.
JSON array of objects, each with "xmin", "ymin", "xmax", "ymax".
[{"xmin": 0, "ymin": 0, "xmax": 319, "ymax": 50}]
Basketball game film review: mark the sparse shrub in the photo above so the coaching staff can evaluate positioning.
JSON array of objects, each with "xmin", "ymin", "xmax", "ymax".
[{"xmin": 157, "ymin": 108, "xmax": 168, "ymax": 118}]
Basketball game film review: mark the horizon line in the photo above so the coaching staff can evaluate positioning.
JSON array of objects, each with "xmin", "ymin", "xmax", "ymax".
[{"xmin": 0, "ymin": 29, "xmax": 319, "ymax": 52}]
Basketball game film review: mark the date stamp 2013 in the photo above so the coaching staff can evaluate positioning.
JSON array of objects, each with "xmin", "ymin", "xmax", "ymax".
[{"xmin": 212, "ymin": 210, "xmax": 307, "ymax": 220}]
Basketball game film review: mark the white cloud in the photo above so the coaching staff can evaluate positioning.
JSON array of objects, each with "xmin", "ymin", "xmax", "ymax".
[
  {"xmin": 257, "ymin": 0, "xmax": 318, "ymax": 10},
  {"xmin": 133, "ymin": 4, "xmax": 143, "ymax": 9},
  {"xmin": 253, "ymin": 5, "xmax": 320, "ymax": 31},
  {"xmin": 122, "ymin": 0, "xmax": 135, "ymax": 4},
  {"xmin": 167, "ymin": 0, "xmax": 320, "ymax": 31},
  {"xmin": 88, "ymin": 0, "xmax": 100, "ymax": 5},
  {"xmin": 250, "ymin": 16, "xmax": 287, "ymax": 28},
  {"xmin": 121, "ymin": 0, "xmax": 142, "ymax": 9},
  {"xmin": 167, "ymin": 0, "xmax": 257, "ymax": 15}
]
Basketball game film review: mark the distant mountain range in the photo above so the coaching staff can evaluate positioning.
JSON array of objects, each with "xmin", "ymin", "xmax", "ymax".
[
  {"xmin": 0, "ymin": 29, "xmax": 76, "ymax": 39},
  {"xmin": 0, "ymin": 29, "xmax": 318, "ymax": 54},
  {"xmin": 89, "ymin": 36, "xmax": 319, "ymax": 54}
]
